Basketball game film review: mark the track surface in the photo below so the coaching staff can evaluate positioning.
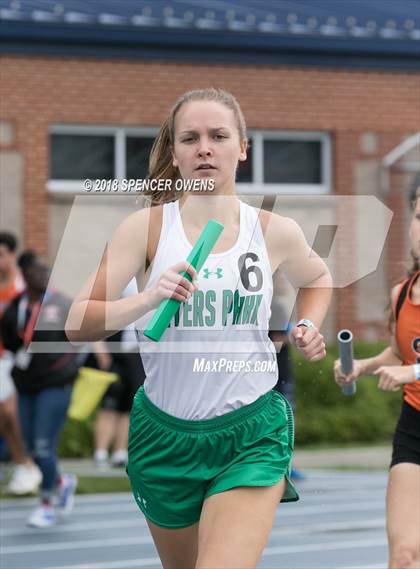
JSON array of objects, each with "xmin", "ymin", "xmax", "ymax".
[{"xmin": 1, "ymin": 470, "xmax": 388, "ymax": 569}]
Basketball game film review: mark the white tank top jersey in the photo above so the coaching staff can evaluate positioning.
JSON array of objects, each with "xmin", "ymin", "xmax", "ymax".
[{"xmin": 135, "ymin": 199, "xmax": 278, "ymax": 419}]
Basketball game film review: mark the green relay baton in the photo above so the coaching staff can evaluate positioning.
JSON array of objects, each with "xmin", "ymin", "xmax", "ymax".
[{"xmin": 144, "ymin": 219, "xmax": 224, "ymax": 342}]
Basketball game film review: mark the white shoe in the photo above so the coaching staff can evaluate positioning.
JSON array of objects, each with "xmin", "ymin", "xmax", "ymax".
[
  {"xmin": 111, "ymin": 449, "xmax": 128, "ymax": 468},
  {"xmin": 56, "ymin": 474, "xmax": 77, "ymax": 516},
  {"xmin": 27, "ymin": 504, "xmax": 56, "ymax": 528},
  {"xmin": 7, "ymin": 464, "xmax": 42, "ymax": 495},
  {"xmin": 93, "ymin": 449, "xmax": 109, "ymax": 469}
]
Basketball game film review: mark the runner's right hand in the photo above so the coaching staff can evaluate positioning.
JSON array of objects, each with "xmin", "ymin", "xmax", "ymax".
[
  {"xmin": 333, "ymin": 359, "xmax": 365, "ymax": 387},
  {"xmin": 148, "ymin": 261, "xmax": 199, "ymax": 309}
]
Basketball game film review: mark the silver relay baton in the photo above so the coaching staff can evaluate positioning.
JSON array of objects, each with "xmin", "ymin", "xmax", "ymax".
[{"xmin": 338, "ymin": 330, "xmax": 356, "ymax": 396}]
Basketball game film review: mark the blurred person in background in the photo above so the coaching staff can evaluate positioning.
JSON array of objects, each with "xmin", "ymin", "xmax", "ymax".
[
  {"xmin": 0, "ymin": 232, "xmax": 41, "ymax": 494},
  {"xmin": 85, "ymin": 279, "xmax": 145, "ymax": 468},
  {"xmin": 334, "ymin": 185, "xmax": 420, "ymax": 569},
  {"xmin": 269, "ymin": 296, "xmax": 305, "ymax": 482},
  {"xmin": 87, "ymin": 332, "xmax": 145, "ymax": 469},
  {"xmin": 1, "ymin": 251, "xmax": 81, "ymax": 527}
]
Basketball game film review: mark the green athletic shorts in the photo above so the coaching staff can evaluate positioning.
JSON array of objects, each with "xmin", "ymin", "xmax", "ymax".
[{"xmin": 126, "ymin": 387, "xmax": 299, "ymax": 529}]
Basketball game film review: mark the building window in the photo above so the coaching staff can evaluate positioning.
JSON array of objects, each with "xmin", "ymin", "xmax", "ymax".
[
  {"xmin": 47, "ymin": 126, "xmax": 157, "ymax": 193},
  {"xmin": 50, "ymin": 134, "xmax": 114, "ymax": 180},
  {"xmin": 237, "ymin": 143, "xmax": 253, "ymax": 184},
  {"xmin": 48, "ymin": 127, "xmax": 330, "ymax": 195},
  {"xmin": 263, "ymin": 140, "xmax": 321, "ymax": 184},
  {"xmin": 126, "ymin": 136, "xmax": 154, "ymax": 180},
  {"xmin": 238, "ymin": 131, "xmax": 331, "ymax": 194}
]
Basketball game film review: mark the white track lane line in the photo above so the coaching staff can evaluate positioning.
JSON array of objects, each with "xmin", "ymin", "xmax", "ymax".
[
  {"xmin": 2, "ymin": 518, "xmax": 386, "ymax": 555},
  {"xmin": 276, "ymin": 500, "xmax": 384, "ymax": 518},
  {"xmin": 44, "ymin": 538, "xmax": 388, "ymax": 569},
  {"xmin": 262, "ymin": 537, "xmax": 387, "ymax": 557},
  {"xmin": 2, "ymin": 502, "xmax": 137, "ymax": 520},
  {"xmin": 339, "ymin": 565, "xmax": 386, "ymax": 569},
  {"xmin": 2, "ymin": 498, "xmax": 384, "ymax": 522},
  {"xmin": 1, "ymin": 515, "xmax": 385, "ymax": 539}
]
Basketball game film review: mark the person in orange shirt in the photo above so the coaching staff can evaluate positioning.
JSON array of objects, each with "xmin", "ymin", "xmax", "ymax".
[
  {"xmin": 335, "ymin": 185, "xmax": 420, "ymax": 569},
  {"xmin": 0, "ymin": 232, "xmax": 41, "ymax": 494}
]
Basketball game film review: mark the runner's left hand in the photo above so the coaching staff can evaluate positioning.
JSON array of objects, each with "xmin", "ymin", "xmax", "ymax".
[{"xmin": 289, "ymin": 325, "xmax": 326, "ymax": 362}]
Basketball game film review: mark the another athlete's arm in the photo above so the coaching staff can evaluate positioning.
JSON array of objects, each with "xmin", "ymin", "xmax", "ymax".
[
  {"xmin": 334, "ymin": 347, "xmax": 403, "ymax": 387},
  {"xmin": 90, "ymin": 341, "xmax": 113, "ymax": 371},
  {"xmin": 334, "ymin": 284, "xmax": 403, "ymax": 387}
]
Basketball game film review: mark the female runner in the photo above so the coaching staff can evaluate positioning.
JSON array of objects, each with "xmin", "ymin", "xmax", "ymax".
[
  {"xmin": 335, "ymin": 186, "xmax": 420, "ymax": 569},
  {"xmin": 67, "ymin": 88, "xmax": 332, "ymax": 569}
]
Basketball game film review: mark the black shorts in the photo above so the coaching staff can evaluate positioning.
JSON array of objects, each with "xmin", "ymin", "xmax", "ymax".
[
  {"xmin": 101, "ymin": 352, "xmax": 145, "ymax": 413},
  {"xmin": 272, "ymin": 345, "xmax": 295, "ymax": 408},
  {"xmin": 390, "ymin": 400, "xmax": 420, "ymax": 468}
]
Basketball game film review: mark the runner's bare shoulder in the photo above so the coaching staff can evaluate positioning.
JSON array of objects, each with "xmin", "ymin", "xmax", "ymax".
[{"xmin": 257, "ymin": 208, "xmax": 307, "ymax": 269}]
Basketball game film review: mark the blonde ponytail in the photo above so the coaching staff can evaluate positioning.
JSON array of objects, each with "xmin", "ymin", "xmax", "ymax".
[{"xmin": 145, "ymin": 118, "xmax": 181, "ymax": 206}]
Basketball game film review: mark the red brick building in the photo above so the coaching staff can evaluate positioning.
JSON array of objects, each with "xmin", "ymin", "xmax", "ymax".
[{"xmin": 0, "ymin": 0, "xmax": 419, "ymax": 341}]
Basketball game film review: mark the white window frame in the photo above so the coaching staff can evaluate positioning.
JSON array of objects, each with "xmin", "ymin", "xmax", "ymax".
[
  {"xmin": 47, "ymin": 125, "xmax": 158, "ymax": 193},
  {"xmin": 238, "ymin": 130, "xmax": 331, "ymax": 195},
  {"xmin": 48, "ymin": 126, "xmax": 331, "ymax": 195}
]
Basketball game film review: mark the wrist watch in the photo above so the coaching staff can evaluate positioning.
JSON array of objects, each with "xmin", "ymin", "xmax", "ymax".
[
  {"xmin": 296, "ymin": 318, "xmax": 315, "ymax": 329},
  {"xmin": 414, "ymin": 363, "xmax": 420, "ymax": 381}
]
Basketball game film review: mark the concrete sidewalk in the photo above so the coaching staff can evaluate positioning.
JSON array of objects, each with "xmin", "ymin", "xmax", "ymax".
[{"xmin": 60, "ymin": 445, "xmax": 391, "ymax": 477}]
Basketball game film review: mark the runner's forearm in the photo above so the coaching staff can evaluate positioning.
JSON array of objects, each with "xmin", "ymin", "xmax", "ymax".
[
  {"xmin": 66, "ymin": 291, "xmax": 154, "ymax": 343},
  {"xmin": 295, "ymin": 282, "xmax": 332, "ymax": 330},
  {"xmin": 358, "ymin": 347, "xmax": 403, "ymax": 375}
]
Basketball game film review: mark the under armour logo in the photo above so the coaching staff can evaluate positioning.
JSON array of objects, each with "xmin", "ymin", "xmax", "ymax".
[
  {"xmin": 203, "ymin": 267, "xmax": 223, "ymax": 279},
  {"xmin": 136, "ymin": 492, "xmax": 147, "ymax": 508}
]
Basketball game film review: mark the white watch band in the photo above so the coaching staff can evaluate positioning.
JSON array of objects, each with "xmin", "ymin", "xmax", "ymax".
[{"xmin": 296, "ymin": 318, "xmax": 315, "ymax": 329}]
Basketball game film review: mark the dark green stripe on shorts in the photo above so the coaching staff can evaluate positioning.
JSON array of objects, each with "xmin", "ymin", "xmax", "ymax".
[{"xmin": 127, "ymin": 387, "xmax": 299, "ymax": 529}]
